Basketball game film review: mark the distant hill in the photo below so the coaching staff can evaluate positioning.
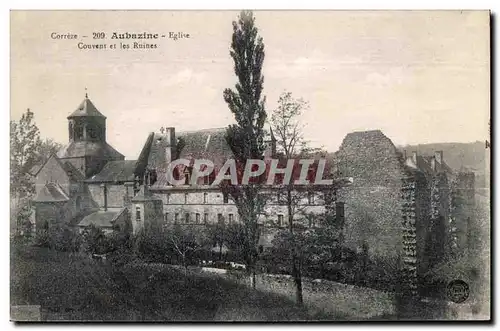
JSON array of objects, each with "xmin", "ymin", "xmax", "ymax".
[
  {"xmin": 399, "ymin": 141, "xmax": 490, "ymax": 188},
  {"xmin": 326, "ymin": 140, "xmax": 490, "ymax": 188}
]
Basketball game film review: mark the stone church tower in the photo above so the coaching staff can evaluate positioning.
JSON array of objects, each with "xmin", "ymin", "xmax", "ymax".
[{"xmin": 57, "ymin": 94, "xmax": 124, "ymax": 178}]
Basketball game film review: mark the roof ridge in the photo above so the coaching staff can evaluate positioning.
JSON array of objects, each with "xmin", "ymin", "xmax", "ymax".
[{"xmin": 178, "ymin": 127, "xmax": 226, "ymax": 134}]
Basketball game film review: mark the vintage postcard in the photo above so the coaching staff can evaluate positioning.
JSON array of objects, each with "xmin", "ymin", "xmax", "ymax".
[{"xmin": 10, "ymin": 10, "xmax": 491, "ymax": 321}]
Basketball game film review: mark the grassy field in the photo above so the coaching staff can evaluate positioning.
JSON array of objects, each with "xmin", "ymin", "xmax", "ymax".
[{"xmin": 10, "ymin": 244, "xmax": 311, "ymax": 321}]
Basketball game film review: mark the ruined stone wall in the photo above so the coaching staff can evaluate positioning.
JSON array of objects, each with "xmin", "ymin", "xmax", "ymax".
[{"xmin": 334, "ymin": 130, "xmax": 405, "ymax": 263}]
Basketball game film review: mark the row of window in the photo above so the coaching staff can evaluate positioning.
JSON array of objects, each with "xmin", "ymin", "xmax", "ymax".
[
  {"xmin": 164, "ymin": 212, "xmax": 235, "ymax": 224},
  {"xmin": 136, "ymin": 206, "xmax": 317, "ymax": 228},
  {"xmin": 163, "ymin": 192, "xmax": 317, "ymax": 205},
  {"xmin": 165, "ymin": 192, "xmax": 230, "ymax": 204}
]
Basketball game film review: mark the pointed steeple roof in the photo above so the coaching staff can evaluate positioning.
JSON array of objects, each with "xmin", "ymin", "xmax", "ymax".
[{"xmin": 67, "ymin": 94, "xmax": 106, "ymax": 119}]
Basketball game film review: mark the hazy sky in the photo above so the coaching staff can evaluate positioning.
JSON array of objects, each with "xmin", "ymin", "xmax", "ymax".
[{"xmin": 11, "ymin": 10, "xmax": 490, "ymax": 160}]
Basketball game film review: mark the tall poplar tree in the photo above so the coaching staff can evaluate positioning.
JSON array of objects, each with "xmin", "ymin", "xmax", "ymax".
[{"xmin": 223, "ymin": 10, "xmax": 267, "ymax": 288}]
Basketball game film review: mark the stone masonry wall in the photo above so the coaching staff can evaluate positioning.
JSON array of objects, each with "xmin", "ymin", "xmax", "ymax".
[{"xmin": 334, "ymin": 130, "xmax": 405, "ymax": 265}]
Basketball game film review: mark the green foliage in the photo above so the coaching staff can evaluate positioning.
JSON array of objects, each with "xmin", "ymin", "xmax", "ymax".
[
  {"xmin": 224, "ymin": 10, "xmax": 267, "ymax": 162},
  {"xmin": 270, "ymin": 91, "xmax": 311, "ymax": 158},
  {"xmin": 33, "ymin": 225, "xmax": 82, "ymax": 252},
  {"xmin": 167, "ymin": 224, "xmax": 205, "ymax": 267},
  {"xmin": 33, "ymin": 230, "xmax": 52, "ymax": 248},
  {"xmin": 10, "ymin": 109, "xmax": 41, "ymax": 198},
  {"xmin": 223, "ymin": 11, "xmax": 268, "ymax": 279},
  {"xmin": 132, "ymin": 229, "xmax": 171, "ymax": 262},
  {"xmin": 52, "ymin": 226, "xmax": 82, "ymax": 252},
  {"xmin": 82, "ymin": 225, "xmax": 111, "ymax": 255},
  {"xmin": 16, "ymin": 204, "xmax": 33, "ymax": 236},
  {"xmin": 11, "ymin": 245, "xmax": 312, "ymax": 321}
]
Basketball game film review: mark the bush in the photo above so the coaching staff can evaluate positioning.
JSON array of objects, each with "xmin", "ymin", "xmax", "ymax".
[
  {"xmin": 51, "ymin": 226, "xmax": 82, "ymax": 252},
  {"xmin": 33, "ymin": 230, "xmax": 51, "ymax": 248},
  {"xmin": 32, "ymin": 226, "xmax": 82, "ymax": 252},
  {"xmin": 82, "ymin": 225, "xmax": 112, "ymax": 255}
]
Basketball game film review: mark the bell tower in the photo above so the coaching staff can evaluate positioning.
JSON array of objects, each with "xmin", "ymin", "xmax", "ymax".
[
  {"xmin": 68, "ymin": 92, "xmax": 106, "ymax": 143},
  {"xmin": 58, "ymin": 91, "xmax": 124, "ymax": 178}
]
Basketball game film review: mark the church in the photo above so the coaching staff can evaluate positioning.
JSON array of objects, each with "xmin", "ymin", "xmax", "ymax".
[{"xmin": 31, "ymin": 95, "xmax": 346, "ymax": 241}]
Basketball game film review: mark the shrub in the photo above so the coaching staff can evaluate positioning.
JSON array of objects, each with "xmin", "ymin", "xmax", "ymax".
[
  {"xmin": 82, "ymin": 225, "xmax": 112, "ymax": 255},
  {"xmin": 51, "ymin": 225, "xmax": 82, "ymax": 252},
  {"xmin": 33, "ymin": 230, "xmax": 51, "ymax": 248}
]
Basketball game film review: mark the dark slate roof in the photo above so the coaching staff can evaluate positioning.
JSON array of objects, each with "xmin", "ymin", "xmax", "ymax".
[
  {"xmin": 86, "ymin": 160, "xmax": 138, "ymax": 183},
  {"xmin": 57, "ymin": 141, "xmax": 124, "ymax": 160},
  {"xmin": 77, "ymin": 208, "xmax": 127, "ymax": 228},
  {"xmin": 33, "ymin": 183, "xmax": 69, "ymax": 202},
  {"xmin": 61, "ymin": 161, "xmax": 85, "ymax": 181},
  {"xmin": 138, "ymin": 128, "xmax": 234, "ymax": 170},
  {"xmin": 131, "ymin": 186, "xmax": 162, "ymax": 202},
  {"xmin": 67, "ymin": 97, "xmax": 106, "ymax": 119},
  {"xmin": 178, "ymin": 128, "xmax": 234, "ymax": 166},
  {"xmin": 32, "ymin": 154, "xmax": 85, "ymax": 183}
]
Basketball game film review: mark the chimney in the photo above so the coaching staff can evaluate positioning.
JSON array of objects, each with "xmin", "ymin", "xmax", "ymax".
[
  {"xmin": 164, "ymin": 127, "xmax": 176, "ymax": 164},
  {"xmin": 100, "ymin": 183, "xmax": 108, "ymax": 211},
  {"xmin": 412, "ymin": 151, "xmax": 417, "ymax": 165},
  {"xmin": 434, "ymin": 150, "xmax": 443, "ymax": 164}
]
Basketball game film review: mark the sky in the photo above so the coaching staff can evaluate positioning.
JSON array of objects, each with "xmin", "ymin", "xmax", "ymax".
[{"xmin": 10, "ymin": 10, "xmax": 490, "ymax": 160}]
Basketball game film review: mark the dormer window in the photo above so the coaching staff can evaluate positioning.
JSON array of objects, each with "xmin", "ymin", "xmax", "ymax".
[{"xmin": 184, "ymin": 166, "xmax": 192, "ymax": 185}]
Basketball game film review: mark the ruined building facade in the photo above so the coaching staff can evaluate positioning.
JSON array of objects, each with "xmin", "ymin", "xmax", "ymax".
[{"xmin": 334, "ymin": 130, "xmax": 475, "ymax": 293}]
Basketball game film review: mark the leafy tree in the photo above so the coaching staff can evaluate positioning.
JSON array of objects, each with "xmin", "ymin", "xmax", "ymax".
[
  {"xmin": 167, "ymin": 224, "xmax": 205, "ymax": 278},
  {"xmin": 36, "ymin": 138, "xmax": 63, "ymax": 168},
  {"xmin": 51, "ymin": 225, "xmax": 82, "ymax": 252},
  {"xmin": 82, "ymin": 225, "xmax": 110, "ymax": 255},
  {"xmin": 223, "ymin": 10, "xmax": 268, "ymax": 288},
  {"xmin": 10, "ymin": 109, "xmax": 41, "ymax": 199},
  {"xmin": 10, "ymin": 109, "xmax": 63, "ymax": 235},
  {"xmin": 206, "ymin": 218, "xmax": 228, "ymax": 261},
  {"xmin": 268, "ymin": 91, "xmax": 313, "ymax": 304}
]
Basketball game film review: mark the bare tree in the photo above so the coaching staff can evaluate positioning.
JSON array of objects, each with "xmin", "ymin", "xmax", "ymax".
[
  {"xmin": 167, "ymin": 224, "xmax": 203, "ymax": 279},
  {"xmin": 268, "ymin": 91, "xmax": 316, "ymax": 304}
]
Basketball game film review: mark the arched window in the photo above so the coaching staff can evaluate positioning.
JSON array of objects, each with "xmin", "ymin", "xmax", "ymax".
[
  {"xmin": 88, "ymin": 124, "xmax": 99, "ymax": 140},
  {"xmin": 75, "ymin": 123, "xmax": 84, "ymax": 140},
  {"xmin": 69, "ymin": 122, "xmax": 74, "ymax": 140}
]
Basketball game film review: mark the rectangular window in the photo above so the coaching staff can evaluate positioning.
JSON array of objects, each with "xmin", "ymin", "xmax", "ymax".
[
  {"xmin": 223, "ymin": 193, "xmax": 229, "ymax": 204},
  {"xmin": 135, "ymin": 206, "xmax": 141, "ymax": 222},
  {"xmin": 165, "ymin": 193, "xmax": 170, "ymax": 204},
  {"xmin": 174, "ymin": 213, "xmax": 179, "ymax": 224},
  {"xmin": 184, "ymin": 193, "xmax": 188, "ymax": 204},
  {"xmin": 217, "ymin": 213, "xmax": 223, "ymax": 224},
  {"xmin": 196, "ymin": 213, "xmax": 200, "ymax": 224},
  {"xmin": 278, "ymin": 214, "xmax": 284, "ymax": 227},
  {"xmin": 203, "ymin": 192, "xmax": 208, "ymax": 204},
  {"xmin": 204, "ymin": 213, "xmax": 209, "ymax": 224},
  {"xmin": 185, "ymin": 213, "xmax": 190, "ymax": 223},
  {"xmin": 228, "ymin": 213, "xmax": 234, "ymax": 223},
  {"xmin": 277, "ymin": 192, "xmax": 283, "ymax": 204},
  {"xmin": 308, "ymin": 192, "xmax": 315, "ymax": 205},
  {"xmin": 164, "ymin": 213, "xmax": 168, "ymax": 223}
]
